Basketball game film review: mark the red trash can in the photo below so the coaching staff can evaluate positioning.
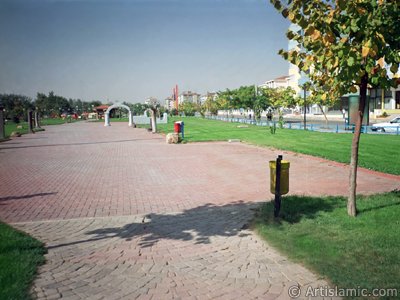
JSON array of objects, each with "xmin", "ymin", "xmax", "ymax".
[{"xmin": 174, "ymin": 122, "xmax": 181, "ymax": 133}]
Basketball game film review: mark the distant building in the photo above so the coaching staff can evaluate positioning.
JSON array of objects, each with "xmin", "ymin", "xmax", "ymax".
[
  {"xmin": 93, "ymin": 105, "xmax": 109, "ymax": 119},
  {"xmin": 200, "ymin": 92, "xmax": 218, "ymax": 104},
  {"xmin": 178, "ymin": 91, "xmax": 201, "ymax": 105},
  {"xmin": 145, "ymin": 97, "xmax": 159, "ymax": 106},
  {"xmin": 259, "ymin": 75, "xmax": 291, "ymax": 89},
  {"xmin": 287, "ymin": 24, "xmax": 304, "ymax": 96},
  {"xmin": 164, "ymin": 97, "xmax": 175, "ymax": 110}
]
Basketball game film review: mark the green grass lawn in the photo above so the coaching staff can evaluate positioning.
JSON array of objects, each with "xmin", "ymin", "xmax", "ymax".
[
  {"xmin": 40, "ymin": 118, "xmax": 76, "ymax": 126},
  {"xmin": 154, "ymin": 117, "xmax": 400, "ymax": 175},
  {"xmin": 4, "ymin": 122, "xmax": 30, "ymax": 138},
  {"xmin": 0, "ymin": 222, "xmax": 46, "ymax": 300},
  {"xmin": 254, "ymin": 191, "xmax": 400, "ymax": 298},
  {"xmin": 108, "ymin": 117, "xmax": 130, "ymax": 122},
  {"xmin": 91, "ymin": 117, "xmax": 131, "ymax": 123},
  {"xmin": 2, "ymin": 118, "xmax": 78, "ymax": 139}
]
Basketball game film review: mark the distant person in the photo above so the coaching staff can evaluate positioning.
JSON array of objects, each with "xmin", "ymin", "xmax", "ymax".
[{"xmin": 267, "ymin": 110, "xmax": 273, "ymax": 121}]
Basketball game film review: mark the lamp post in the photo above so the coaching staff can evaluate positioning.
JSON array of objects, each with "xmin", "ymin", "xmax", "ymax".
[{"xmin": 0, "ymin": 102, "xmax": 5, "ymax": 140}]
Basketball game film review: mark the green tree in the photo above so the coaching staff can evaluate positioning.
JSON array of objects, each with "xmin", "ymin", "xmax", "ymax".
[
  {"xmin": 217, "ymin": 85, "xmax": 261, "ymax": 118},
  {"xmin": 272, "ymin": 87, "xmax": 297, "ymax": 125},
  {"xmin": 131, "ymin": 103, "xmax": 147, "ymax": 116},
  {"xmin": 89, "ymin": 100, "xmax": 102, "ymax": 108},
  {"xmin": 35, "ymin": 93, "xmax": 93, "ymax": 116},
  {"xmin": 145, "ymin": 98, "xmax": 160, "ymax": 133},
  {"xmin": 253, "ymin": 87, "xmax": 274, "ymax": 121},
  {"xmin": 203, "ymin": 95, "xmax": 219, "ymax": 115},
  {"xmin": 170, "ymin": 108, "xmax": 178, "ymax": 116},
  {"xmin": 275, "ymin": 87, "xmax": 297, "ymax": 109},
  {"xmin": 216, "ymin": 90, "xmax": 233, "ymax": 115},
  {"xmin": 271, "ymin": 0, "xmax": 400, "ymax": 216},
  {"xmin": 43, "ymin": 91, "xmax": 70, "ymax": 116},
  {"xmin": 178, "ymin": 102, "xmax": 198, "ymax": 117},
  {"xmin": 0, "ymin": 94, "xmax": 33, "ymax": 122},
  {"xmin": 158, "ymin": 106, "xmax": 167, "ymax": 118},
  {"xmin": 235, "ymin": 86, "xmax": 257, "ymax": 110},
  {"xmin": 35, "ymin": 93, "xmax": 50, "ymax": 115},
  {"xmin": 72, "ymin": 99, "xmax": 84, "ymax": 114}
]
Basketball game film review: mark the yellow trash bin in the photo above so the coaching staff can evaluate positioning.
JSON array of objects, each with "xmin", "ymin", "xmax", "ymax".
[{"xmin": 269, "ymin": 160, "xmax": 290, "ymax": 195}]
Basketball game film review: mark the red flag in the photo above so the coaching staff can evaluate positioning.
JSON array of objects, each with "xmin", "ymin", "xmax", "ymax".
[{"xmin": 175, "ymin": 85, "xmax": 179, "ymax": 111}]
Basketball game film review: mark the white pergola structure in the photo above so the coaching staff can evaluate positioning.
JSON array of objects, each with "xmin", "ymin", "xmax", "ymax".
[{"xmin": 104, "ymin": 103, "xmax": 133, "ymax": 127}]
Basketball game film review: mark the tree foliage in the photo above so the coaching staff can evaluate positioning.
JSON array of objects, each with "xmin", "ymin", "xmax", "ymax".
[
  {"xmin": 268, "ymin": 87, "xmax": 297, "ymax": 109},
  {"xmin": 145, "ymin": 98, "xmax": 160, "ymax": 133},
  {"xmin": 273, "ymin": 0, "xmax": 399, "ymax": 98},
  {"xmin": 203, "ymin": 95, "xmax": 219, "ymax": 115},
  {"xmin": 0, "ymin": 94, "xmax": 33, "ymax": 122},
  {"xmin": 203, "ymin": 85, "xmax": 296, "ymax": 120},
  {"xmin": 271, "ymin": 0, "xmax": 400, "ymax": 216},
  {"xmin": 123, "ymin": 102, "xmax": 145, "ymax": 116},
  {"xmin": 34, "ymin": 92, "xmax": 102, "ymax": 117},
  {"xmin": 179, "ymin": 102, "xmax": 199, "ymax": 117}
]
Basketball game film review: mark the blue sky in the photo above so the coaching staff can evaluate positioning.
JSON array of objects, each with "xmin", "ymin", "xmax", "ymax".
[{"xmin": 0, "ymin": 0, "xmax": 290, "ymax": 103}]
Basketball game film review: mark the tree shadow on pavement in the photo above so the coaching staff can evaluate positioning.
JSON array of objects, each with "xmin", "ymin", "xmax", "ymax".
[
  {"xmin": 88, "ymin": 201, "xmax": 258, "ymax": 248},
  {"xmin": 0, "ymin": 138, "xmax": 161, "ymax": 150},
  {"xmin": 48, "ymin": 201, "xmax": 259, "ymax": 250},
  {"xmin": 0, "ymin": 192, "xmax": 57, "ymax": 202},
  {"xmin": 46, "ymin": 196, "xmax": 355, "ymax": 251}
]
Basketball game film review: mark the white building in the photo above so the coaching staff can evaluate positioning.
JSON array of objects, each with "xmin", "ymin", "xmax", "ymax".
[
  {"xmin": 259, "ymin": 75, "xmax": 292, "ymax": 89},
  {"xmin": 200, "ymin": 92, "xmax": 218, "ymax": 105},
  {"xmin": 164, "ymin": 97, "xmax": 175, "ymax": 110},
  {"xmin": 178, "ymin": 91, "xmax": 201, "ymax": 105},
  {"xmin": 144, "ymin": 97, "xmax": 159, "ymax": 106}
]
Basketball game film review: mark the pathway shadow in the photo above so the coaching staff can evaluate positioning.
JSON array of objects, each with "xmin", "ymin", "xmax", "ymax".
[
  {"xmin": 0, "ymin": 138, "xmax": 161, "ymax": 150},
  {"xmin": 259, "ymin": 195, "xmax": 344, "ymax": 225},
  {"xmin": 19, "ymin": 137, "xmax": 47, "ymax": 140},
  {"xmin": 46, "ymin": 196, "xmax": 358, "ymax": 251},
  {"xmin": 358, "ymin": 201, "xmax": 400, "ymax": 214},
  {"xmin": 47, "ymin": 201, "xmax": 258, "ymax": 250},
  {"xmin": 0, "ymin": 192, "xmax": 57, "ymax": 202},
  {"xmin": 357, "ymin": 190, "xmax": 400, "ymax": 214},
  {"xmin": 258, "ymin": 193, "xmax": 400, "ymax": 224}
]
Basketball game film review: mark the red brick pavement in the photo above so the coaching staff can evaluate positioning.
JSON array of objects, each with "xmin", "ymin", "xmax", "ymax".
[{"xmin": 0, "ymin": 121, "xmax": 399, "ymax": 223}]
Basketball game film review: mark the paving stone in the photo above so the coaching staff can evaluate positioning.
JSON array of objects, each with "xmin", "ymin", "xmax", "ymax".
[{"xmin": 2, "ymin": 122, "xmax": 399, "ymax": 299}]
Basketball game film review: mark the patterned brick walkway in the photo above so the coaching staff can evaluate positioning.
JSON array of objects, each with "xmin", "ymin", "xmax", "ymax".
[{"xmin": 1, "ymin": 121, "xmax": 399, "ymax": 299}]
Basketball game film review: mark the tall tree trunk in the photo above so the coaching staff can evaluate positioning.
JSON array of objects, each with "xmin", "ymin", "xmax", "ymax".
[
  {"xmin": 34, "ymin": 111, "xmax": 41, "ymax": 128},
  {"xmin": 151, "ymin": 109, "xmax": 157, "ymax": 133},
  {"xmin": 348, "ymin": 74, "xmax": 368, "ymax": 217},
  {"xmin": 318, "ymin": 104, "xmax": 329, "ymax": 127}
]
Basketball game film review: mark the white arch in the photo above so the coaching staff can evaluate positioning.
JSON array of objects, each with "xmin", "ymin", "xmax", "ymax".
[
  {"xmin": 104, "ymin": 103, "xmax": 132, "ymax": 127},
  {"xmin": 145, "ymin": 108, "xmax": 157, "ymax": 133}
]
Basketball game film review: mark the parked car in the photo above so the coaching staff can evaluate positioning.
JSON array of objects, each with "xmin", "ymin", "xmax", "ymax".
[{"xmin": 371, "ymin": 117, "xmax": 400, "ymax": 132}]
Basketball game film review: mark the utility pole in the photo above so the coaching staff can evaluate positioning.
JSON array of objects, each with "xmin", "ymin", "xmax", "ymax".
[{"xmin": 303, "ymin": 85, "xmax": 307, "ymax": 130}]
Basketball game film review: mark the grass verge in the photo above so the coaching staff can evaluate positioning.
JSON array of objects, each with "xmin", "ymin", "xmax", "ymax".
[
  {"xmin": 153, "ymin": 117, "xmax": 400, "ymax": 175},
  {"xmin": 253, "ymin": 191, "xmax": 400, "ymax": 298},
  {"xmin": 0, "ymin": 222, "xmax": 46, "ymax": 299},
  {"xmin": 40, "ymin": 118, "xmax": 76, "ymax": 126},
  {"xmin": 3, "ymin": 118, "xmax": 78, "ymax": 139}
]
